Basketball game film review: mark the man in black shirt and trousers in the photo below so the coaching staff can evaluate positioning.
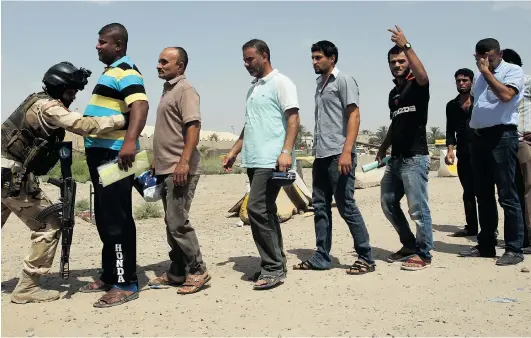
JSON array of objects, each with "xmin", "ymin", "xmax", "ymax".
[{"xmin": 445, "ymin": 68, "xmax": 481, "ymax": 237}]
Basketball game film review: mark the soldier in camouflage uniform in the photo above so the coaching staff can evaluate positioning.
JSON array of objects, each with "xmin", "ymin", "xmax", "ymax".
[{"xmin": 1, "ymin": 61, "xmax": 129, "ymax": 304}]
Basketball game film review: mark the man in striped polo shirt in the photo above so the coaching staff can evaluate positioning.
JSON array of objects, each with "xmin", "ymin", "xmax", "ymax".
[{"xmin": 79, "ymin": 23, "xmax": 149, "ymax": 308}]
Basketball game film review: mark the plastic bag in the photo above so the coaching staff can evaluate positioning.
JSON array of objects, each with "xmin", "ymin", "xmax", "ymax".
[{"xmin": 134, "ymin": 170, "xmax": 163, "ymax": 202}]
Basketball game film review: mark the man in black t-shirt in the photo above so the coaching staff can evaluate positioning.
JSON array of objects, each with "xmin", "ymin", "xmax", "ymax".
[
  {"xmin": 445, "ymin": 68, "xmax": 480, "ymax": 237},
  {"xmin": 376, "ymin": 25, "xmax": 433, "ymax": 271}
]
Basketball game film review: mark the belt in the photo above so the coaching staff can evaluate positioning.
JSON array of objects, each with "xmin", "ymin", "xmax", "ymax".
[{"xmin": 473, "ymin": 124, "xmax": 516, "ymax": 137}]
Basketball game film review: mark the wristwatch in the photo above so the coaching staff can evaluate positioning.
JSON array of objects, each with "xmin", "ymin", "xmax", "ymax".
[
  {"xmin": 281, "ymin": 149, "xmax": 291, "ymax": 155},
  {"xmin": 404, "ymin": 42, "xmax": 412, "ymax": 50}
]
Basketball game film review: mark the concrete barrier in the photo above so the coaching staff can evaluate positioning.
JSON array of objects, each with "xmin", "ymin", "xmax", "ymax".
[{"xmin": 438, "ymin": 149, "xmax": 458, "ymax": 177}]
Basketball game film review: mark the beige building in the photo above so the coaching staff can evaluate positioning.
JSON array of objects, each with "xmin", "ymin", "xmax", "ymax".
[{"xmin": 65, "ymin": 125, "xmax": 239, "ymax": 152}]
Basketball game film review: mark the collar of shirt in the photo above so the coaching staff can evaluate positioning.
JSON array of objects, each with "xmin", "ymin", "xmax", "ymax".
[
  {"xmin": 492, "ymin": 59, "xmax": 505, "ymax": 74},
  {"xmin": 392, "ymin": 71, "xmax": 415, "ymax": 86},
  {"xmin": 165, "ymin": 74, "xmax": 186, "ymax": 87},
  {"xmin": 103, "ymin": 55, "xmax": 131, "ymax": 72},
  {"xmin": 251, "ymin": 69, "xmax": 279, "ymax": 84},
  {"xmin": 451, "ymin": 93, "xmax": 474, "ymax": 105},
  {"xmin": 315, "ymin": 67, "xmax": 339, "ymax": 84}
]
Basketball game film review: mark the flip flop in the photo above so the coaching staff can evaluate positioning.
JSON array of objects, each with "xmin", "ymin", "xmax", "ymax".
[
  {"xmin": 79, "ymin": 280, "xmax": 112, "ymax": 293},
  {"xmin": 177, "ymin": 272, "xmax": 211, "ymax": 295},
  {"xmin": 400, "ymin": 256, "xmax": 431, "ymax": 271},
  {"xmin": 93, "ymin": 287, "xmax": 139, "ymax": 308}
]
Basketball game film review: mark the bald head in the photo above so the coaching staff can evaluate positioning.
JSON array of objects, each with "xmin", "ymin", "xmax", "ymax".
[
  {"xmin": 167, "ymin": 47, "xmax": 188, "ymax": 71},
  {"xmin": 156, "ymin": 47, "xmax": 189, "ymax": 81}
]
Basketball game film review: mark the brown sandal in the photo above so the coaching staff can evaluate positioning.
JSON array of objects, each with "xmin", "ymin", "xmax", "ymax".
[
  {"xmin": 177, "ymin": 272, "xmax": 211, "ymax": 295},
  {"xmin": 93, "ymin": 287, "xmax": 139, "ymax": 308},
  {"xmin": 292, "ymin": 260, "xmax": 322, "ymax": 270},
  {"xmin": 400, "ymin": 255, "xmax": 431, "ymax": 271},
  {"xmin": 148, "ymin": 272, "xmax": 186, "ymax": 289},
  {"xmin": 78, "ymin": 280, "xmax": 112, "ymax": 293}
]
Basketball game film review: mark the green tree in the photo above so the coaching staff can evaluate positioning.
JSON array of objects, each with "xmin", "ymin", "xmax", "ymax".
[
  {"xmin": 427, "ymin": 127, "xmax": 445, "ymax": 144},
  {"xmin": 368, "ymin": 125, "xmax": 388, "ymax": 145},
  {"xmin": 295, "ymin": 125, "xmax": 313, "ymax": 150}
]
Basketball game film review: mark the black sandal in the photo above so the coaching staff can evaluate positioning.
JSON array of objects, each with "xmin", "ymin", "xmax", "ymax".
[
  {"xmin": 292, "ymin": 260, "xmax": 322, "ymax": 270},
  {"xmin": 346, "ymin": 260, "xmax": 375, "ymax": 275},
  {"xmin": 253, "ymin": 274, "xmax": 285, "ymax": 290}
]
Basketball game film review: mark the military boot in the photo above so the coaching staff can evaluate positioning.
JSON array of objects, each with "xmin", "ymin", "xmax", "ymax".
[{"xmin": 11, "ymin": 271, "xmax": 60, "ymax": 304}]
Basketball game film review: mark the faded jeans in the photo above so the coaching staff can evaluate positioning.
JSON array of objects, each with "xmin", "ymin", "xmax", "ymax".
[
  {"xmin": 308, "ymin": 153, "xmax": 374, "ymax": 269},
  {"xmin": 380, "ymin": 155, "xmax": 433, "ymax": 261}
]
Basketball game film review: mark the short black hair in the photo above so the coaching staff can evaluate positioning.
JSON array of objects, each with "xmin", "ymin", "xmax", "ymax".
[
  {"xmin": 171, "ymin": 47, "xmax": 189, "ymax": 70},
  {"xmin": 98, "ymin": 23, "xmax": 128, "ymax": 45},
  {"xmin": 242, "ymin": 39, "xmax": 270, "ymax": 62},
  {"xmin": 387, "ymin": 45, "xmax": 404, "ymax": 61},
  {"xmin": 502, "ymin": 48, "xmax": 523, "ymax": 67},
  {"xmin": 454, "ymin": 68, "xmax": 474, "ymax": 81},
  {"xmin": 311, "ymin": 40, "xmax": 339, "ymax": 64},
  {"xmin": 475, "ymin": 38, "xmax": 500, "ymax": 54}
]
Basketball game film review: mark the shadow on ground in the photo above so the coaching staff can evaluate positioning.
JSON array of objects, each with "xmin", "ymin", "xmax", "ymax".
[
  {"xmin": 1, "ymin": 260, "xmax": 173, "ymax": 300},
  {"xmin": 216, "ymin": 256, "xmax": 261, "ymax": 281}
]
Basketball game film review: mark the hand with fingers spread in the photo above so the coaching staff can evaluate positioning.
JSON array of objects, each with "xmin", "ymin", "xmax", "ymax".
[{"xmin": 387, "ymin": 25, "xmax": 408, "ymax": 48}]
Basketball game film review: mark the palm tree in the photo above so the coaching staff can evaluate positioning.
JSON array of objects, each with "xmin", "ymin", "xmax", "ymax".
[
  {"xmin": 295, "ymin": 125, "xmax": 313, "ymax": 149},
  {"xmin": 428, "ymin": 127, "xmax": 445, "ymax": 144},
  {"xmin": 368, "ymin": 125, "xmax": 388, "ymax": 145}
]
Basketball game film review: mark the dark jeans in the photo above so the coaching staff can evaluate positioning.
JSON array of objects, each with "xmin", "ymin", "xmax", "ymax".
[
  {"xmin": 515, "ymin": 141, "xmax": 531, "ymax": 248},
  {"xmin": 309, "ymin": 153, "xmax": 374, "ymax": 268},
  {"xmin": 159, "ymin": 174, "xmax": 206, "ymax": 276},
  {"xmin": 86, "ymin": 147, "xmax": 137, "ymax": 286},
  {"xmin": 456, "ymin": 148, "xmax": 479, "ymax": 233},
  {"xmin": 470, "ymin": 127, "xmax": 524, "ymax": 254},
  {"xmin": 381, "ymin": 155, "xmax": 433, "ymax": 260},
  {"xmin": 246, "ymin": 168, "xmax": 285, "ymax": 276}
]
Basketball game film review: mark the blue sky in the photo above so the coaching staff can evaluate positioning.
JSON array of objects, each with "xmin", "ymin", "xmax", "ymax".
[{"xmin": 2, "ymin": 1, "xmax": 530, "ymax": 135}]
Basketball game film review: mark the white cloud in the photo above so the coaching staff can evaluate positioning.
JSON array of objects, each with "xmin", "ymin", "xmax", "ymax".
[
  {"xmin": 89, "ymin": 0, "xmax": 113, "ymax": 5},
  {"xmin": 491, "ymin": 1, "xmax": 531, "ymax": 12}
]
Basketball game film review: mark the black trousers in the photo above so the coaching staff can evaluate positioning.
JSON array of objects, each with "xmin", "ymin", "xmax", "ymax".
[
  {"xmin": 86, "ymin": 147, "xmax": 137, "ymax": 285},
  {"xmin": 456, "ymin": 149, "xmax": 479, "ymax": 233}
]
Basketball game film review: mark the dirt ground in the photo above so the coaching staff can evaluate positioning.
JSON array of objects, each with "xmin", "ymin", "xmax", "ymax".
[{"xmin": 1, "ymin": 169, "xmax": 530, "ymax": 337}]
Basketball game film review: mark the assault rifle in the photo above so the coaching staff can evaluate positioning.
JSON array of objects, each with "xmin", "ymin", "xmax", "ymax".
[{"xmin": 34, "ymin": 141, "xmax": 76, "ymax": 280}]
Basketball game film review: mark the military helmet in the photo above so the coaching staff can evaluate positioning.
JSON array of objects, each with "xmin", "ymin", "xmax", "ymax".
[{"xmin": 42, "ymin": 61, "xmax": 92, "ymax": 91}]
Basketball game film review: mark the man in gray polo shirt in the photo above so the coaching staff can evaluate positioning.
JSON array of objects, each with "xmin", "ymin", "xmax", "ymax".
[{"xmin": 293, "ymin": 40, "xmax": 375, "ymax": 275}]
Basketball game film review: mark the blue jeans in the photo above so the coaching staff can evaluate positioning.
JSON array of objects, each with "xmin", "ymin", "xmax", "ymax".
[
  {"xmin": 380, "ymin": 155, "xmax": 433, "ymax": 261},
  {"xmin": 470, "ymin": 127, "xmax": 524, "ymax": 254},
  {"xmin": 309, "ymin": 153, "xmax": 374, "ymax": 269}
]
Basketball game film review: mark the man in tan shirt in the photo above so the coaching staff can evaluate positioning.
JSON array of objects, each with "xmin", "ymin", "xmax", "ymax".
[{"xmin": 148, "ymin": 47, "xmax": 210, "ymax": 294}]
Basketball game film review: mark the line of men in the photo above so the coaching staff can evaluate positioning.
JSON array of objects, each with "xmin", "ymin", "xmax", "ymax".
[
  {"xmin": 1, "ymin": 23, "xmax": 526, "ymax": 308},
  {"xmin": 445, "ymin": 44, "xmax": 531, "ymax": 258}
]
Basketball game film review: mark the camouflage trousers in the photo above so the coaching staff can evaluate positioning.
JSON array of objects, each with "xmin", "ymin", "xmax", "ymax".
[{"xmin": 1, "ymin": 180, "xmax": 61, "ymax": 277}]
